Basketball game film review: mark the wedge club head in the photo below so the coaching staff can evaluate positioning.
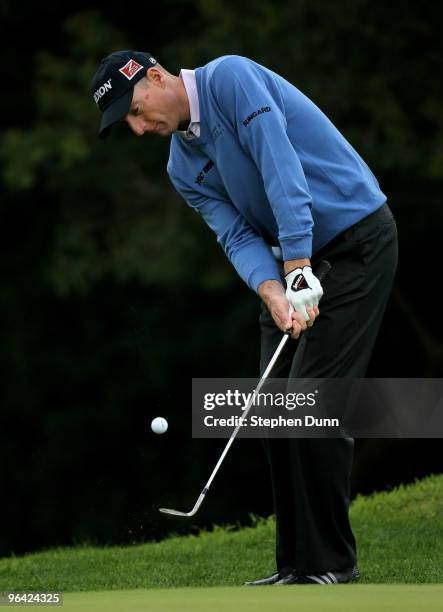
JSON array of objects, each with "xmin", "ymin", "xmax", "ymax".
[
  {"xmin": 159, "ymin": 489, "xmax": 207, "ymax": 517},
  {"xmin": 159, "ymin": 507, "xmax": 197, "ymax": 517}
]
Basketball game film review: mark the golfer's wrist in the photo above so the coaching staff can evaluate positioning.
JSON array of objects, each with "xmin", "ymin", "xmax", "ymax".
[
  {"xmin": 258, "ymin": 279, "xmax": 286, "ymax": 307},
  {"xmin": 284, "ymin": 258, "xmax": 311, "ymax": 275}
]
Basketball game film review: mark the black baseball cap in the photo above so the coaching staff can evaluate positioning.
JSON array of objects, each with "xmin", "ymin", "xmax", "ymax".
[{"xmin": 91, "ymin": 50, "xmax": 158, "ymax": 139}]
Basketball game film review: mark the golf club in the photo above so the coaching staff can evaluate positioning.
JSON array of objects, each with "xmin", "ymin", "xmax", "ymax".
[{"xmin": 159, "ymin": 259, "xmax": 331, "ymax": 517}]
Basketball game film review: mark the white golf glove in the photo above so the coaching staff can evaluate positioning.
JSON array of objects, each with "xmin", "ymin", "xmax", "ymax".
[{"xmin": 285, "ymin": 265, "xmax": 324, "ymax": 321}]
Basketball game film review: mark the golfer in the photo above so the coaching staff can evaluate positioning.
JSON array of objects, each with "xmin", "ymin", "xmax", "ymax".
[{"xmin": 91, "ymin": 51, "xmax": 398, "ymax": 585}]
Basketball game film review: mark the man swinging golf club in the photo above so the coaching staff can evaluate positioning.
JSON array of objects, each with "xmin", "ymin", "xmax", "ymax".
[{"xmin": 91, "ymin": 50, "xmax": 398, "ymax": 585}]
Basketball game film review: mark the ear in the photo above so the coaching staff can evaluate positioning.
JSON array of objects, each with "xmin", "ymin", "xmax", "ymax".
[{"xmin": 146, "ymin": 66, "xmax": 165, "ymax": 88}]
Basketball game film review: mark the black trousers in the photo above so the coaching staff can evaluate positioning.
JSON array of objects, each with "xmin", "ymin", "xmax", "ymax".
[{"xmin": 259, "ymin": 202, "xmax": 398, "ymax": 573}]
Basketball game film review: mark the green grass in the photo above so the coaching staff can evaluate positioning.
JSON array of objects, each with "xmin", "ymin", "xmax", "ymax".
[
  {"xmin": 0, "ymin": 474, "xmax": 442, "ymax": 594},
  {"xmin": 56, "ymin": 585, "xmax": 443, "ymax": 612}
]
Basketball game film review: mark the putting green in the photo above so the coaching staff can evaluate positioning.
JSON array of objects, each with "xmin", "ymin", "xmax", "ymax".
[{"xmin": 48, "ymin": 585, "xmax": 443, "ymax": 611}]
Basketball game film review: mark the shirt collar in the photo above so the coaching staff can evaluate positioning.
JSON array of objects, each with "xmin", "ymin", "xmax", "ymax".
[{"xmin": 177, "ymin": 69, "xmax": 200, "ymax": 139}]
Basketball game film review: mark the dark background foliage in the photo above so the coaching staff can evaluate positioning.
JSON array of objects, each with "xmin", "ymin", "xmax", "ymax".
[{"xmin": 1, "ymin": 1, "xmax": 442, "ymax": 557}]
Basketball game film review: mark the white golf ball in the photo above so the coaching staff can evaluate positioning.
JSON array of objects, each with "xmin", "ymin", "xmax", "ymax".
[{"xmin": 151, "ymin": 417, "xmax": 168, "ymax": 435}]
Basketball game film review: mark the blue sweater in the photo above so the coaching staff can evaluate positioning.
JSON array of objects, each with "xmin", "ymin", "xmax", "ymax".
[{"xmin": 167, "ymin": 55, "xmax": 386, "ymax": 292}]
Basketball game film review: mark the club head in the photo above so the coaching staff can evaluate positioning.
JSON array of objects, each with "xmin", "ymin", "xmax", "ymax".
[
  {"xmin": 159, "ymin": 490, "xmax": 206, "ymax": 518},
  {"xmin": 159, "ymin": 507, "xmax": 196, "ymax": 517}
]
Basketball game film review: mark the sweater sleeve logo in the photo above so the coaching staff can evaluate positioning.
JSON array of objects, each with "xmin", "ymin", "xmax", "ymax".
[
  {"xmin": 195, "ymin": 160, "xmax": 214, "ymax": 185},
  {"xmin": 242, "ymin": 106, "xmax": 272, "ymax": 127}
]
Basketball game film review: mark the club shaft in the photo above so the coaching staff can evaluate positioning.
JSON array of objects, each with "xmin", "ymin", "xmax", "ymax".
[
  {"xmin": 204, "ymin": 333, "xmax": 289, "ymax": 492},
  {"xmin": 159, "ymin": 334, "xmax": 290, "ymax": 517}
]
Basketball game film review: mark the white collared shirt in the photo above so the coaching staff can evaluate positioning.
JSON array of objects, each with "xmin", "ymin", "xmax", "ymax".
[{"xmin": 177, "ymin": 69, "xmax": 200, "ymax": 139}]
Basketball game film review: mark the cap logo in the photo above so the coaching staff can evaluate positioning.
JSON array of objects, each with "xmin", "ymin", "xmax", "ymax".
[
  {"xmin": 119, "ymin": 59, "xmax": 144, "ymax": 80},
  {"xmin": 93, "ymin": 78, "xmax": 113, "ymax": 104}
]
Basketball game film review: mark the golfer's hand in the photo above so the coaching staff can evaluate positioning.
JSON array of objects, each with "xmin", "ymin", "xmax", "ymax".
[
  {"xmin": 272, "ymin": 294, "xmax": 316, "ymax": 339},
  {"xmin": 258, "ymin": 281, "xmax": 316, "ymax": 339},
  {"xmin": 285, "ymin": 265, "xmax": 322, "ymax": 324}
]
